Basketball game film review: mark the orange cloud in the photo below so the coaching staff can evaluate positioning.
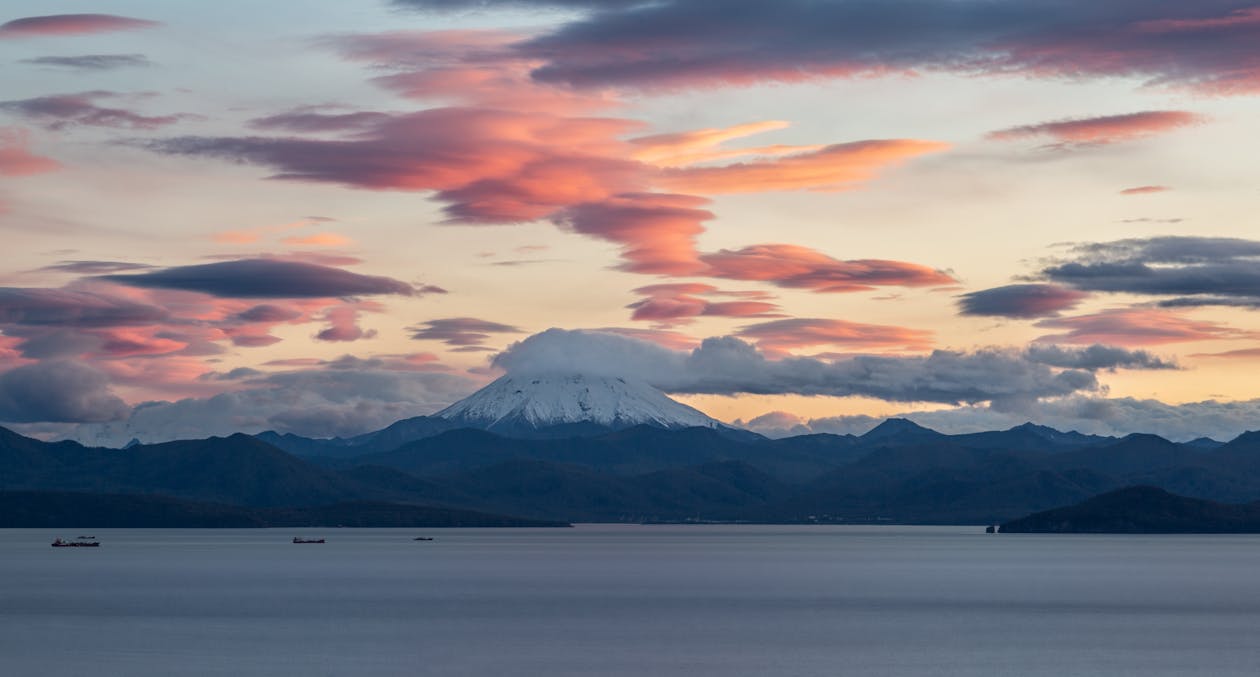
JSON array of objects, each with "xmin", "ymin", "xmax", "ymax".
[
  {"xmin": 212, "ymin": 218, "xmax": 323, "ymax": 245},
  {"xmin": 151, "ymin": 33, "xmax": 955, "ymax": 284},
  {"xmin": 658, "ymin": 139, "xmax": 949, "ymax": 193},
  {"xmin": 630, "ymin": 120, "xmax": 797, "ymax": 166},
  {"xmin": 212, "ymin": 231, "xmax": 261, "ymax": 244},
  {"xmin": 283, "ymin": 232, "xmax": 353, "ymax": 247}
]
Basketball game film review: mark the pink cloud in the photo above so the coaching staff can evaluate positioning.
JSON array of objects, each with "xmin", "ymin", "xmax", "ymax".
[
  {"xmin": 147, "ymin": 32, "xmax": 955, "ymax": 287},
  {"xmin": 628, "ymin": 282, "xmax": 780, "ymax": 325},
  {"xmin": 0, "ymin": 127, "xmax": 60, "ymax": 175},
  {"xmin": 224, "ymin": 331, "xmax": 283, "ymax": 348},
  {"xmin": 0, "ymin": 14, "xmax": 159, "ymax": 38},
  {"xmin": 737, "ymin": 317, "xmax": 935, "ymax": 353},
  {"xmin": 91, "ymin": 328, "xmax": 187, "ymax": 358},
  {"xmin": 327, "ymin": 30, "xmax": 618, "ymax": 113},
  {"xmin": 988, "ymin": 111, "xmax": 1204, "ymax": 147},
  {"xmin": 1035, "ymin": 307, "xmax": 1260, "ymax": 346},
  {"xmin": 1119, "ymin": 185, "xmax": 1172, "ymax": 195},
  {"xmin": 557, "ymin": 193, "xmax": 711, "ymax": 275},
  {"xmin": 153, "ymin": 108, "xmax": 643, "ymax": 223},
  {"xmin": 315, "ymin": 305, "xmax": 376, "ymax": 342},
  {"xmin": 700, "ymin": 244, "xmax": 957, "ymax": 293}
]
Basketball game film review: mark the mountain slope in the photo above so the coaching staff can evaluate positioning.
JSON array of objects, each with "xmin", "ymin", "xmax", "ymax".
[
  {"xmin": 1000, "ymin": 486, "xmax": 1260, "ymax": 533},
  {"xmin": 1, "ymin": 428, "xmax": 412, "ymax": 507},
  {"xmin": 436, "ymin": 374, "xmax": 722, "ymax": 436}
]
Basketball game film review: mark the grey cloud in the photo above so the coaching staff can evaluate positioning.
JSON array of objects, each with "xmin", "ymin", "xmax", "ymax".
[
  {"xmin": 957, "ymin": 283, "xmax": 1087, "ymax": 318},
  {"xmin": 494, "ymin": 328, "xmax": 1101, "ymax": 407},
  {"xmin": 197, "ymin": 367, "xmax": 265, "ymax": 382},
  {"xmin": 392, "ymin": 0, "xmax": 645, "ymax": 9},
  {"xmin": 1156, "ymin": 296, "xmax": 1260, "ymax": 309},
  {"xmin": 0, "ymin": 361, "xmax": 128, "ymax": 423},
  {"xmin": 37, "ymin": 260, "xmax": 154, "ymax": 274},
  {"xmin": 491, "ymin": 0, "xmax": 1260, "ymax": 95},
  {"xmin": 0, "ymin": 287, "xmax": 168, "ymax": 327},
  {"xmin": 20, "ymin": 54, "xmax": 151, "ymax": 70},
  {"xmin": 248, "ymin": 110, "xmax": 393, "ymax": 133},
  {"xmin": 1024, "ymin": 344, "xmax": 1178, "ymax": 371},
  {"xmin": 235, "ymin": 304, "xmax": 303, "ymax": 323},
  {"xmin": 756, "ymin": 396, "xmax": 1260, "ymax": 444},
  {"xmin": 0, "ymin": 91, "xmax": 187, "ymax": 131},
  {"xmin": 5, "ymin": 329, "xmax": 102, "ymax": 359},
  {"xmin": 102, "ymin": 259, "xmax": 416, "ymax": 298},
  {"xmin": 1041, "ymin": 236, "xmax": 1260, "ymax": 307},
  {"xmin": 67, "ymin": 365, "xmax": 480, "ymax": 445},
  {"xmin": 410, "ymin": 317, "xmax": 523, "ymax": 346}
]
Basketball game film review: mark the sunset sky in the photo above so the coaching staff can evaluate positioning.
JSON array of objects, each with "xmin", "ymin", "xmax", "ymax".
[{"xmin": 4, "ymin": 0, "xmax": 1260, "ymax": 444}]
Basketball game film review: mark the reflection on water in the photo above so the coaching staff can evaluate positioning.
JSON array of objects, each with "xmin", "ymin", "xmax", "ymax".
[{"xmin": 2, "ymin": 525, "xmax": 1258, "ymax": 676}]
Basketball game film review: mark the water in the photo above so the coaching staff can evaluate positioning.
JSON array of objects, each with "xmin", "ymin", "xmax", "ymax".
[{"xmin": 2, "ymin": 525, "xmax": 1259, "ymax": 676}]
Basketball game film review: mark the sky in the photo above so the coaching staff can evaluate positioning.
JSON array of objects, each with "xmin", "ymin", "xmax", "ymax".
[{"xmin": 2, "ymin": 0, "xmax": 1260, "ymax": 444}]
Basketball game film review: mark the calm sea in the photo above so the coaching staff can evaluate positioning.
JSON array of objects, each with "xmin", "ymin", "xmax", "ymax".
[{"xmin": 2, "ymin": 525, "xmax": 1258, "ymax": 676}]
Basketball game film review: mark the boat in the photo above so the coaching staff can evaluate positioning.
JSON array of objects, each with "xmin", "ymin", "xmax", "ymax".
[
  {"xmin": 413, "ymin": 536, "xmax": 434, "ymax": 541},
  {"xmin": 51, "ymin": 538, "xmax": 100, "ymax": 548},
  {"xmin": 292, "ymin": 537, "xmax": 325, "ymax": 544}
]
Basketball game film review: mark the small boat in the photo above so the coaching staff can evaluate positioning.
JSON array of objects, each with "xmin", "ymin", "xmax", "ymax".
[
  {"xmin": 413, "ymin": 537, "xmax": 434, "ymax": 541},
  {"xmin": 51, "ymin": 538, "xmax": 100, "ymax": 548},
  {"xmin": 292, "ymin": 537, "xmax": 325, "ymax": 544}
]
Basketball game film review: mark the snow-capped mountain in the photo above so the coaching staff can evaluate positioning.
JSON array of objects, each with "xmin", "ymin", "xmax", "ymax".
[{"xmin": 435, "ymin": 373, "xmax": 722, "ymax": 436}]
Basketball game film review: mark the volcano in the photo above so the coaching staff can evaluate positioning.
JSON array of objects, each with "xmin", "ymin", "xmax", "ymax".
[{"xmin": 435, "ymin": 373, "xmax": 723, "ymax": 437}]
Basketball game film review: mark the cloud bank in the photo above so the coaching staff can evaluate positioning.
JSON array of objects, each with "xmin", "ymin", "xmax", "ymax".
[{"xmin": 490, "ymin": 329, "xmax": 1160, "ymax": 408}]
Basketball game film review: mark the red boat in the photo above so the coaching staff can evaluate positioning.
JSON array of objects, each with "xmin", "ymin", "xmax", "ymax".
[
  {"xmin": 51, "ymin": 538, "xmax": 100, "ymax": 547},
  {"xmin": 292, "ymin": 537, "xmax": 325, "ymax": 544}
]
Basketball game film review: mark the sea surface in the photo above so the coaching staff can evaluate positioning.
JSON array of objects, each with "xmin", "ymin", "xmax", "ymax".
[{"xmin": 2, "ymin": 525, "xmax": 1259, "ymax": 676}]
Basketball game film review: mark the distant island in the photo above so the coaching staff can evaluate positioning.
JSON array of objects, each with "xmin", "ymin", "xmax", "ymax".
[{"xmin": 1000, "ymin": 486, "xmax": 1260, "ymax": 533}]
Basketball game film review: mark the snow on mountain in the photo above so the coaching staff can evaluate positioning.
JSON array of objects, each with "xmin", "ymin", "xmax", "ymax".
[{"xmin": 435, "ymin": 373, "xmax": 721, "ymax": 433}]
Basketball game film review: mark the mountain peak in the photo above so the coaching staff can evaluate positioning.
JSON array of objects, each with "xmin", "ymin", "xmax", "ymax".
[
  {"xmin": 1010, "ymin": 422, "xmax": 1056, "ymax": 435},
  {"xmin": 862, "ymin": 418, "xmax": 939, "ymax": 440},
  {"xmin": 435, "ymin": 373, "xmax": 722, "ymax": 436}
]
